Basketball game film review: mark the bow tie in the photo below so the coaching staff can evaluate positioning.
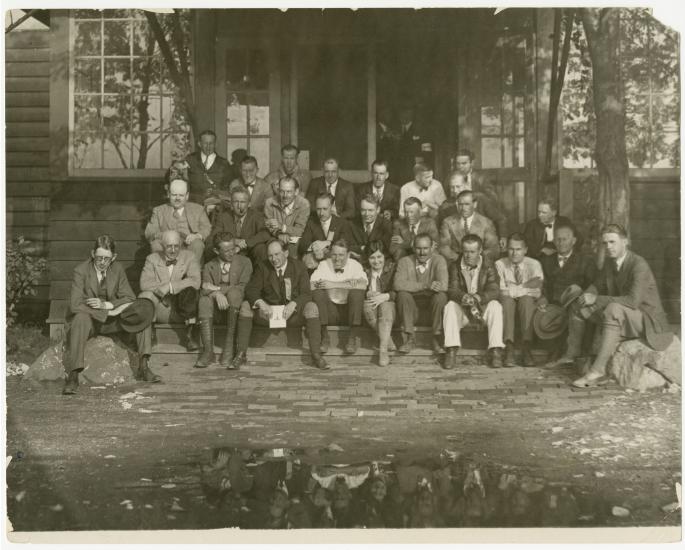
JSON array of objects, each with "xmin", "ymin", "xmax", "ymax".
[
  {"xmin": 466, "ymin": 264, "xmax": 478, "ymax": 271},
  {"xmin": 334, "ymin": 268, "xmax": 344, "ymax": 274},
  {"xmin": 165, "ymin": 259, "xmax": 177, "ymax": 266},
  {"xmin": 544, "ymin": 223, "xmax": 553, "ymax": 228}
]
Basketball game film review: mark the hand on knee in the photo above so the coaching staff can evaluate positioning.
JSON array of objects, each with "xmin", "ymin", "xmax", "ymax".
[{"xmin": 303, "ymin": 302, "xmax": 319, "ymax": 319}]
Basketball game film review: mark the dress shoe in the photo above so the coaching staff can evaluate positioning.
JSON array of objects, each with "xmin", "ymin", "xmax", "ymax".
[
  {"xmin": 185, "ymin": 324, "xmax": 200, "ymax": 352},
  {"xmin": 432, "ymin": 335, "xmax": 445, "ymax": 355},
  {"xmin": 398, "ymin": 333, "xmax": 415, "ymax": 354},
  {"xmin": 444, "ymin": 347, "xmax": 458, "ymax": 370},
  {"xmin": 490, "ymin": 348, "xmax": 504, "ymax": 369},
  {"xmin": 312, "ymin": 353, "xmax": 330, "ymax": 370},
  {"xmin": 344, "ymin": 335, "xmax": 359, "ymax": 355},
  {"xmin": 521, "ymin": 345, "xmax": 536, "ymax": 367},
  {"xmin": 228, "ymin": 351, "xmax": 246, "ymax": 370},
  {"xmin": 62, "ymin": 370, "xmax": 79, "ymax": 395},
  {"xmin": 138, "ymin": 355, "xmax": 162, "ymax": 383},
  {"xmin": 504, "ymin": 345, "xmax": 517, "ymax": 368},
  {"xmin": 320, "ymin": 329, "xmax": 330, "ymax": 354},
  {"xmin": 571, "ymin": 373, "xmax": 610, "ymax": 388}
]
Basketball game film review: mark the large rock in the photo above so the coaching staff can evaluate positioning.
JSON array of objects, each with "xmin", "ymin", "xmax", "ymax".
[
  {"xmin": 608, "ymin": 336, "xmax": 682, "ymax": 391},
  {"xmin": 25, "ymin": 336, "xmax": 136, "ymax": 385}
]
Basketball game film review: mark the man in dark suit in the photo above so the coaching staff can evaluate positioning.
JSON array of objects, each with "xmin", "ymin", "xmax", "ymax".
[
  {"xmin": 396, "ymin": 104, "xmax": 433, "ymax": 186},
  {"xmin": 306, "ymin": 158, "xmax": 356, "ymax": 221},
  {"xmin": 195, "ymin": 232, "xmax": 253, "ymax": 369},
  {"xmin": 185, "ymin": 129, "xmax": 232, "ymax": 211},
  {"xmin": 210, "ymin": 186, "xmax": 270, "ymax": 263},
  {"xmin": 356, "ymin": 159, "xmax": 400, "ymax": 221},
  {"xmin": 232, "ymin": 240, "xmax": 329, "ymax": 370},
  {"xmin": 228, "ymin": 155, "xmax": 273, "ymax": 213},
  {"xmin": 348, "ymin": 194, "xmax": 393, "ymax": 260},
  {"xmin": 390, "ymin": 197, "xmax": 439, "ymax": 262},
  {"xmin": 522, "ymin": 198, "xmax": 574, "ymax": 259},
  {"xmin": 62, "ymin": 235, "xmax": 160, "ymax": 395},
  {"xmin": 550, "ymin": 224, "xmax": 673, "ymax": 387},
  {"xmin": 299, "ymin": 193, "xmax": 351, "ymax": 269}
]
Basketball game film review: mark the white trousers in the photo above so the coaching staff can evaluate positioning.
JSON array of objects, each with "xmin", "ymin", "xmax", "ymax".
[{"xmin": 443, "ymin": 300, "xmax": 504, "ymax": 349}]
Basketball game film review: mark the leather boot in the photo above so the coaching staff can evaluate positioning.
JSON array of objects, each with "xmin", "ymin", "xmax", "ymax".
[
  {"xmin": 344, "ymin": 326, "xmax": 360, "ymax": 355},
  {"xmin": 521, "ymin": 342, "xmax": 536, "ymax": 367},
  {"xmin": 194, "ymin": 319, "xmax": 214, "ymax": 368},
  {"xmin": 220, "ymin": 307, "xmax": 238, "ymax": 367},
  {"xmin": 444, "ymin": 347, "xmax": 458, "ymax": 370},
  {"xmin": 399, "ymin": 332, "xmax": 415, "ymax": 354},
  {"xmin": 320, "ymin": 327, "xmax": 330, "ymax": 354},
  {"xmin": 432, "ymin": 334, "xmax": 445, "ymax": 355},
  {"xmin": 547, "ymin": 316, "xmax": 586, "ymax": 367},
  {"xmin": 490, "ymin": 347, "xmax": 504, "ymax": 369},
  {"xmin": 138, "ymin": 355, "xmax": 162, "ymax": 383},
  {"xmin": 378, "ymin": 319, "xmax": 393, "ymax": 367},
  {"xmin": 62, "ymin": 370, "xmax": 79, "ymax": 395},
  {"xmin": 229, "ymin": 315, "xmax": 252, "ymax": 370},
  {"xmin": 504, "ymin": 342, "xmax": 517, "ymax": 368},
  {"xmin": 185, "ymin": 323, "xmax": 200, "ymax": 352}
]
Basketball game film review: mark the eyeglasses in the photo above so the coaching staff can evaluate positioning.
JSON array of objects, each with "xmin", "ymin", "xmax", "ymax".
[{"xmin": 93, "ymin": 255, "xmax": 113, "ymax": 263}]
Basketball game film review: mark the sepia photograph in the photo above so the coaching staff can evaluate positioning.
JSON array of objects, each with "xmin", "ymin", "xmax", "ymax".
[{"xmin": 4, "ymin": 3, "xmax": 682, "ymax": 542}]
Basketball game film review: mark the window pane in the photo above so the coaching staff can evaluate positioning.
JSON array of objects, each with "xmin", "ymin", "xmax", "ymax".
[
  {"xmin": 102, "ymin": 95, "xmax": 131, "ymax": 133},
  {"xmin": 515, "ymin": 137, "xmax": 525, "ymax": 167},
  {"xmin": 653, "ymin": 132, "xmax": 679, "ymax": 168},
  {"xmin": 133, "ymin": 133, "xmax": 161, "ymax": 169},
  {"xmin": 103, "ymin": 9, "xmax": 130, "ymax": 18},
  {"xmin": 132, "ymin": 21, "xmax": 155, "ymax": 56},
  {"xmin": 103, "ymin": 133, "xmax": 132, "ymax": 168},
  {"xmin": 74, "ymin": 59, "xmax": 101, "ymax": 93},
  {"xmin": 515, "ymin": 96, "xmax": 525, "ymax": 135},
  {"xmin": 104, "ymin": 58, "xmax": 131, "ymax": 93},
  {"xmin": 74, "ymin": 95, "xmax": 101, "ymax": 132},
  {"xmin": 227, "ymin": 138, "xmax": 248, "ymax": 164},
  {"xmin": 131, "ymin": 96, "xmax": 160, "ymax": 133},
  {"xmin": 503, "ymin": 138, "xmax": 514, "ymax": 168},
  {"xmin": 132, "ymin": 58, "xmax": 161, "ymax": 94},
  {"xmin": 503, "ymin": 94, "xmax": 514, "ymax": 135},
  {"xmin": 162, "ymin": 133, "xmax": 193, "ymax": 167},
  {"xmin": 74, "ymin": 21, "xmax": 101, "ymax": 56},
  {"xmin": 73, "ymin": 134, "xmax": 102, "ymax": 169},
  {"xmin": 74, "ymin": 9, "xmax": 101, "ymax": 19},
  {"xmin": 249, "ymin": 94, "xmax": 270, "ymax": 135},
  {"xmin": 250, "ymin": 138, "xmax": 270, "ymax": 176},
  {"xmin": 103, "ymin": 20, "xmax": 130, "ymax": 55},
  {"xmin": 481, "ymin": 138, "xmax": 502, "ymax": 169},
  {"xmin": 653, "ymin": 94, "xmax": 679, "ymax": 133},
  {"xmin": 227, "ymin": 93, "xmax": 248, "ymax": 135},
  {"xmin": 625, "ymin": 96, "xmax": 651, "ymax": 168},
  {"xmin": 481, "ymin": 106, "xmax": 501, "ymax": 136}
]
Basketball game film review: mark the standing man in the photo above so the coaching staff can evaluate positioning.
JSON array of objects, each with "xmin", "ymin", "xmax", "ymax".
[
  {"xmin": 399, "ymin": 163, "xmax": 446, "ymax": 220},
  {"xmin": 139, "ymin": 230, "xmax": 202, "ymax": 352},
  {"xmin": 62, "ymin": 235, "xmax": 160, "ymax": 395},
  {"xmin": 495, "ymin": 233, "xmax": 544, "ymax": 367},
  {"xmin": 356, "ymin": 159, "xmax": 400, "ymax": 221},
  {"xmin": 522, "ymin": 198, "xmax": 574, "ymax": 259},
  {"xmin": 195, "ymin": 232, "xmax": 253, "ymax": 369},
  {"xmin": 233, "ymin": 240, "xmax": 329, "ymax": 370},
  {"xmin": 393, "ymin": 233, "xmax": 449, "ymax": 355},
  {"xmin": 443, "ymin": 234, "xmax": 505, "ymax": 370},
  {"xmin": 348, "ymin": 194, "xmax": 393, "ymax": 260},
  {"xmin": 265, "ymin": 144, "xmax": 312, "ymax": 198},
  {"xmin": 264, "ymin": 176, "xmax": 311, "ymax": 259},
  {"xmin": 145, "ymin": 179, "xmax": 211, "ymax": 265},
  {"xmin": 228, "ymin": 155, "xmax": 274, "ymax": 213},
  {"xmin": 299, "ymin": 193, "xmax": 352, "ymax": 269},
  {"xmin": 185, "ymin": 129, "xmax": 232, "ymax": 211},
  {"xmin": 390, "ymin": 197, "xmax": 439, "ymax": 262},
  {"xmin": 307, "ymin": 158, "xmax": 356, "ymax": 221},
  {"xmin": 548, "ymin": 224, "xmax": 673, "ymax": 387},
  {"xmin": 311, "ymin": 239, "xmax": 368, "ymax": 354},
  {"xmin": 439, "ymin": 190, "xmax": 500, "ymax": 263},
  {"xmin": 209, "ymin": 186, "xmax": 271, "ymax": 264},
  {"xmin": 396, "ymin": 104, "xmax": 432, "ymax": 186}
]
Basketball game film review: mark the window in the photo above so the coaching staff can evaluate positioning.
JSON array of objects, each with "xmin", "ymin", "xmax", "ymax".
[
  {"xmin": 70, "ymin": 9, "xmax": 191, "ymax": 171},
  {"xmin": 225, "ymin": 49, "xmax": 270, "ymax": 175}
]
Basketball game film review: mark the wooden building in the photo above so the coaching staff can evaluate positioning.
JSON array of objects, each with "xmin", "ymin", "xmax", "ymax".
[{"xmin": 4, "ymin": 8, "xmax": 680, "ymax": 333}]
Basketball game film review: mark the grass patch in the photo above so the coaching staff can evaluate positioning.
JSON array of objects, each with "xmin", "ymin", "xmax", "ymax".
[{"xmin": 6, "ymin": 323, "xmax": 51, "ymax": 365}]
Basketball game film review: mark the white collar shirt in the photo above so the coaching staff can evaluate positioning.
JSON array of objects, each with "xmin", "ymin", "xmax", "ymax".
[
  {"xmin": 460, "ymin": 256, "xmax": 482, "ymax": 294},
  {"xmin": 201, "ymin": 152, "xmax": 216, "ymax": 170}
]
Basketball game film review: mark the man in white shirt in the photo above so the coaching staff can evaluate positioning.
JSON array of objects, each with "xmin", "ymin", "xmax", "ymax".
[
  {"xmin": 495, "ymin": 233, "xmax": 544, "ymax": 367},
  {"xmin": 311, "ymin": 239, "xmax": 368, "ymax": 354},
  {"xmin": 264, "ymin": 176, "xmax": 311, "ymax": 259},
  {"xmin": 399, "ymin": 163, "xmax": 446, "ymax": 219}
]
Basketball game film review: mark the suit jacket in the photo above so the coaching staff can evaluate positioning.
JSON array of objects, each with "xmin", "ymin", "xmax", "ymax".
[
  {"xmin": 210, "ymin": 208, "xmax": 271, "ymax": 250},
  {"xmin": 265, "ymin": 165, "xmax": 312, "ymax": 197},
  {"xmin": 67, "ymin": 260, "xmax": 135, "ymax": 325},
  {"xmin": 522, "ymin": 215, "xmax": 574, "ymax": 259},
  {"xmin": 228, "ymin": 177, "xmax": 274, "ymax": 212},
  {"xmin": 200, "ymin": 255, "xmax": 253, "ymax": 296},
  {"xmin": 393, "ymin": 253, "xmax": 448, "ymax": 294},
  {"xmin": 541, "ymin": 251, "xmax": 596, "ymax": 305},
  {"xmin": 306, "ymin": 177, "xmax": 356, "ymax": 220},
  {"xmin": 145, "ymin": 202, "xmax": 212, "ymax": 243},
  {"xmin": 245, "ymin": 258, "xmax": 312, "ymax": 311},
  {"xmin": 349, "ymin": 217, "xmax": 393, "ymax": 256},
  {"xmin": 298, "ymin": 215, "xmax": 351, "ymax": 257},
  {"xmin": 186, "ymin": 151, "xmax": 232, "ymax": 203},
  {"xmin": 264, "ymin": 195, "xmax": 311, "ymax": 238},
  {"xmin": 439, "ymin": 212, "xmax": 500, "ymax": 263},
  {"xmin": 356, "ymin": 181, "xmax": 401, "ymax": 220},
  {"xmin": 139, "ymin": 249, "xmax": 201, "ymax": 298},
  {"xmin": 588, "ymin": 251, "xmax": 672, "ymax": 351},
  {"xmin": 365, "ymin": 261, "xmax": 397, "ymax": 302},
  {"xmin": 438, "ymin": 193, "xmax": 506, "ymax": 237},
  {"xmin": 390, "ymin": 217, "xmax": 439, "ymax": 260},
  {"xmin": 447, "ymin": 256, "xmax": 500, "ymax": 306}
]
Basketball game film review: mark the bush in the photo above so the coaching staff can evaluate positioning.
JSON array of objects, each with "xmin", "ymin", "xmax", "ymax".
[{"xmin": 6, "ymin": 236, "xmax": 47, "ymax": 327}]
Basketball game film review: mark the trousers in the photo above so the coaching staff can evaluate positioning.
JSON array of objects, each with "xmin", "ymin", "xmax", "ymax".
[
  {"xmin": 312, "ymin": 288, "xmax": 365, "ymax": 327},
  {"xmin": 443, "ymin": 300, "xmax": 504, "ymax": 349},
  {"xmin": 395, "ymin": 290, "xmax": 447, "ymax": 335},
  {"xmin": 500, "ymin": 295, "xmax": 536, "ymax": 343}
]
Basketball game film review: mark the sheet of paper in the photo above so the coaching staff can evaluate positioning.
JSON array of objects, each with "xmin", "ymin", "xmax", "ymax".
[{"xmin": 269, "ymin": 305, "xmax": 287, "ymax": 328}]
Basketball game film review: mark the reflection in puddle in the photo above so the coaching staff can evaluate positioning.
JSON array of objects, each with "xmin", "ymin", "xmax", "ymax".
[{"xmin": 199, "ymin": 447, "xmax": 603, "ymax": 528}]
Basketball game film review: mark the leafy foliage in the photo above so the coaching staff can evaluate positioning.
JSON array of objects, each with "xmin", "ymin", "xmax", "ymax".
[{"xmin": 6, "ymin": 237, "xmax": 48, "ymax": 327}]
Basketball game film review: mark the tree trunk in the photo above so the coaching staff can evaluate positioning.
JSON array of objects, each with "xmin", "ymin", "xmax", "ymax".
[{"xmin": 581, "ymin": 8, "xmax": 630, "ymax": 231}]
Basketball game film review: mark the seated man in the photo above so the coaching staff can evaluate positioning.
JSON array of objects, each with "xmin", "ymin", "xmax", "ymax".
[
  {"xmin": 233, "ymin": 239, "xmax": 329, "ymax": 370},
  {"xmin": 549, "ymin": 224, "xmax": 673, "ymax": 387},
  {"xmin": 145, "ymin": 178, "xmax": 211, "ymax": 264},
  {"xmin": 265, "ymin": 144, "xmax": 312, "ymax": 197},
  {"xmin": 443, "ymin": 234, "xmax": 504, "ymax": 370},
  {"xmin": 393, "ymin": 233, "xmax": 448, "ymax": 355},
  {"xmin": 210, "ymin": 186, "xmax": 270, "ymax": 264},
  {"xmin": 306, "ymin": 158, "xmax": 356, "ymax": 221},
  {"xmin": 139, "ymin": 230, "xmax": 202, "ymax": 352},
  {"xmin": 356, "ymin": 159, "xmax": 400, "ymax": 221},
  {"xmin": 195, "ymin": 232, "xmax": 253, "ymax": 369},
  {"xmin": 311, "ymin": 239, "xmax": 368, "ymax": 354},
  {"xmin": 348, "ymin": 194, "xmax": 393, "ymax": 260},
  {"xmin": 185, "ymin": 129, "xmax": 232, "ymax": 213},
  {"xmin": 228, "ymin": 155, "xmax": 273, "ymax": 213},
  {"xmin": 62, "ymin": 235, "xmax": 160, "ymax": 395},
  {"xmin": 299, "ymin": 193, "xmax": 351, "ymax": 270},
  {"xmin": 390, "ymin": 197, "xmax": 439, "ymax": 262},
  {"xmin": 495, "ymin": 233, "xmax": 544, "ymax": 367},
  {"xmin": 440, "ymin": 190, "xmax": 500, "ymax": 263},
  {"xmin": 522, "ymin": 198, "xmax": 574, "ymax": 259},
  {"xmin": 399, "ymin": 162, "xmax": 446, "ymax": 220},
  {"xmin": 264, "ymin": 176, "xmax": 311, "ymax": 259}
]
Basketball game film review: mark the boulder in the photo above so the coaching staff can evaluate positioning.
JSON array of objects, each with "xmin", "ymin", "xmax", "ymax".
[
  {"xmin": 608, "ymin": 336, "xmax": 682, "ymax": 391},
  {"xmin": 25, "ymin": 336, "xmax": 136, "ymax": 385}
]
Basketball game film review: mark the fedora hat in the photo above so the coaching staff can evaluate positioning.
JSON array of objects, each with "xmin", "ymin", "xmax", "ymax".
[
  {"xmin": 560, "ymin": 284, "xmax": 583, "ymax": 309},
  {"xmin": 533, "ymin": 305, "xmax": 567, "ymax": 340},
  {"xmin": 119, "ymin": 298, "xmax": 155, "ymax": 333}
]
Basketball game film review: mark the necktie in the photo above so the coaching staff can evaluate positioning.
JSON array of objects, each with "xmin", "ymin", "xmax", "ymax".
[
  {"xmin": 327, "ymin": 183, "xmax": 333, "ymax": 195},
  {"xmin": 221, "ymin": 262, "xmax": 230, "ymax": 275},
  {"xmin": 558, "ymin": 255, "xmax": 568, "ymax": 268},
  {"xmin": 277, "ymin": 268, "xmax": 286, "ymax": 304},
  {"xmin": 166, "ymin": 259, "xmax": 177, "ymax": 266},
  {"xmin": 278, "ymin": 268, "xmax": 284, "ymax": 279},
  {"xmin": 366, "ymin": 223, "xmax": 372, "ymax": 235},
  {"xmin": 375, "ymin": 275, "xmax": 382, "ymax": 292},
  {"xmin": 335, "ymin": 268, "xmax": 344, "ymax": 274},
  {"xmin": 410, "ymin": 224, "xmax": 416, "ymax": 236},
  {"xmin": 173, "ymin": 209, "xmax": 181, "ymax": 220},
  {"xmin": 463, "ymin": 217, "xmax": 469, "ymax": 233},
  {"xmin": 235, "ymin": 216, "xmax": 243, "ymax": 237},
  {"xmin": 417, "ymin": 263, "xmax": 427, "ymax": 274},
  {"xmin": 376, "ymin": 190, "xmax": 383, "ymax": 203},
  {"xmin": 514, "ymin": 264, "xmax": 523, "ymax": 285}
]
